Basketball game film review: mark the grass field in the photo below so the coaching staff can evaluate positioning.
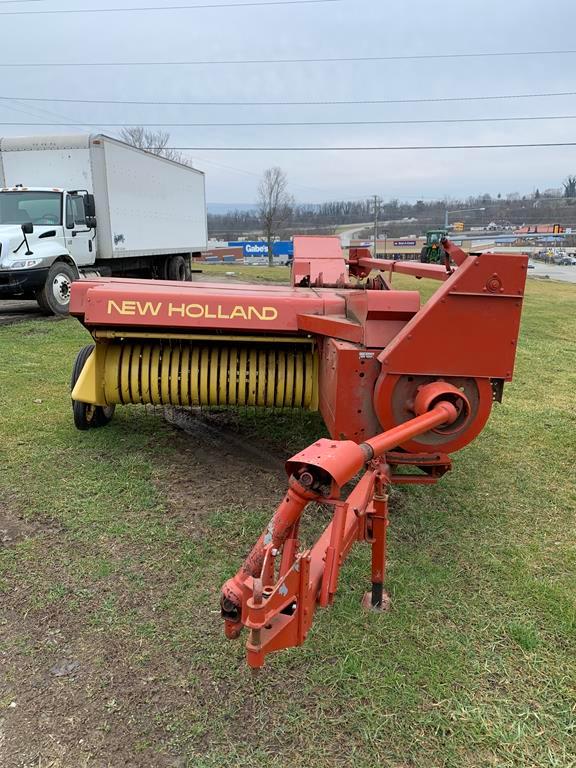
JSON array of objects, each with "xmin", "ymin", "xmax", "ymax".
[
  {"xmin": 0, "ymin": 274, "xmax": 575, "ymax": 767},
  {"xmin": 198, "ymin": 262, "xmax": 291, "ymax": 282}
]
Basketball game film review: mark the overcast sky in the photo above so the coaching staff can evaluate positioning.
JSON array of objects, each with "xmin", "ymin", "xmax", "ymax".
[{"xmin": 1, "ymin": 0, "xmax": 576, "ymax": 203}]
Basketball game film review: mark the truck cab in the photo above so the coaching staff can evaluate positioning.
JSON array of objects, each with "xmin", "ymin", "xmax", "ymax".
[{"xmin": 0, "ymin": 186, "xmax": 96, "ymax": 314}]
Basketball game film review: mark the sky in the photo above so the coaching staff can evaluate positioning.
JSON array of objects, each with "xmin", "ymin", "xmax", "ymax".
[{"xmin": 1, "ymin": 0, "xmax": 576, "ymax": 204}]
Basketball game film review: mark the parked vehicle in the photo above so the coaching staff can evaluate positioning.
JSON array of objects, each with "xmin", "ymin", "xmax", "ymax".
[
  {"xmin": 0, "ymin": 134, "xmax": 207, "ymax": 314},
  {"xmin": 419, "ymin": 229, "xmax": 448, "ymax": 263},
  {"xmin": 559, "ymin": 255, "xmax": 576, "ymax": 266}
]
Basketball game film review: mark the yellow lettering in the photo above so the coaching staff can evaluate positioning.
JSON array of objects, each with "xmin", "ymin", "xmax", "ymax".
[
  {"xmin": 262, "ymin": 306, "xmax": 278, "ymax": 320},
  {"xmin": 247, "ymin": 306, "xmax": 262, "ymax": 320},
  {"xmin": 217, "ymin": 305, "xmax": 230, "ymax": 319},
  {"xmin": 107, "ymin": 299, "xmax": 136, "ymax": 315},
  {"xmin": 185, "ymin": 304, "xmax": 204, "ymax": 318},
  {"xmin": 168, "ymin": 303, "xmax": 186, "ymax": 317},
  {"xmin": 247, "ymin": 306, "xmax": 279, "ymax": 321},
  {"xmin": 136, "ymin": 301, "xmax": 162, "ymax": 316},
  {"xmin": 108, "ymin": 299, "xmax": 279, "ymax": 321},
  {"xmin": 107, "ymin": 299, "xmax": 123, "ymax": 314},
  {"xmin": 229, "ymin": 305, "xmax": 248, "ymax": 320}
]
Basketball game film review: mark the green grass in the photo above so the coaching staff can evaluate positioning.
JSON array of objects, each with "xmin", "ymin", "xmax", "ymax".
[
  {"xmin": 199, "ymin": 262, "xmax": 290, "ymax": 282},
  {"xmin": 0, "ymin": 276, "xmax": 575, "ymax": 767}
]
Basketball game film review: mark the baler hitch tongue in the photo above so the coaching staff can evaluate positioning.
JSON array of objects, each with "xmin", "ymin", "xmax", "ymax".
[{"xmin": 220, "ymin": 385, "xmax": 468, "ymax": 668}]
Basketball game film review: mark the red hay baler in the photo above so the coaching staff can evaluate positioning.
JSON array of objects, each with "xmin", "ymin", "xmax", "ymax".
[{"xmin": 69, "ymin": 235, "xmax": 527, "ymax": 667}]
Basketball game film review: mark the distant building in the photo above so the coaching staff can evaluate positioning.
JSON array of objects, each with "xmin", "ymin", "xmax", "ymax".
[{"xmin": 515, "ymin": 224, "xmax": 565, "ymax": 235}]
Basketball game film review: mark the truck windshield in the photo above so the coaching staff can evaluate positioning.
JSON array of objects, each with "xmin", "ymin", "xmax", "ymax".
[{"xmin": 0, "ymin": 191, "xmax": 62, "ymax": 226}]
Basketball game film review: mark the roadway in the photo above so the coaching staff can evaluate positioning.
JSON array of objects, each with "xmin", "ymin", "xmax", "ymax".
[
  {"xmin": 528, "ymin": 262, "xmax": 576, "ymax": 284},
  {"xmin": 0, "ymin": 299, "xmax": 45, "ymax": 326}
]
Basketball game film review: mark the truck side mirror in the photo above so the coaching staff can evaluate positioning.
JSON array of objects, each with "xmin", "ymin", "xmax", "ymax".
[
  {"xmin": 84, "ymin": 194, "xmax": 97, "ymax": 228},
  {"xmin": 21, "ymin": 222, "xmax": 33, "ymax": 235},
  {"xmin": 84, "ymin": 194, "xmax": 96, "ymax": 218}
]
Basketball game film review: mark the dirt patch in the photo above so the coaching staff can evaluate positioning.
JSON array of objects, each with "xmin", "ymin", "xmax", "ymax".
[
  {"xmin": 0, "ymin": 409, "xmax": 304, "ymax": 767},
  {"xmin": 0, "ymin": 512, "xmax": 36, "ymax": 547},
  {"xmin": 0, "ymin": 606, "xmax": 192, "ymax": 768},
  {"xmin": 0, "ymin": 502, "xmax": 59, "ymax": 547},
  {"xmin": 159, "ymin": 408, "xmax": 287, "ymax": 525}
]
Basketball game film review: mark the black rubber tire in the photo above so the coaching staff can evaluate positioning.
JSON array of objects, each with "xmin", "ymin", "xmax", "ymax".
[
  {"xmin": 167, "ymin": 255, "xmax": 187, "ymax": 281},
  {"xmin": 71, "ymin": 344, "xmax": 115, "ymax": 430},
  {"xmin": 36, "ymin": 261, "xmax": 77, "ymax": 316}
]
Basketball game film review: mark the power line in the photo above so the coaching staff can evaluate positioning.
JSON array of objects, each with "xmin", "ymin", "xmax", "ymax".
[
  {"xmin": 3, "ymin": 115, "xmax": 576, "ymax": 126},
  {"xmin": 0, "ymin": 50, "xmax": 576, "ymax": 67},
  {"xmin": 135, "ymin": 142, "xmax": 576, "ymax": 150},
  {"xmin": 2, "ymin": 90, "xmax": 576, "ymax": 106},
  {"xmin": 0, "ymin": 0, "xmax": 338, "ymax": 14},
  {"xmin": 0, "ymin": 99, "xmax": 91, "ymax": 132}
]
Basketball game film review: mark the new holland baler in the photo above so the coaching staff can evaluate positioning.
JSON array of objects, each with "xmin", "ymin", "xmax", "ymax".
[{"xmin": 69, "ymin": 235, "xmax": 527, "ymax": 667}]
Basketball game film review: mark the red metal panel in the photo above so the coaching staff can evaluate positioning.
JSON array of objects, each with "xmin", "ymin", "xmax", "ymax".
[
  {"xmin": 344, "ymin": 290, "xmax": 420, "ymax": 324},
  {"xmin": 292, "ymin": 235, "xmax": 347, "ymax": 286},
  {"xmin": 297, "ymin": 291, "xmax": 420, "ymax": 347},
  {"xmin": 298, "ymin": 314, "xmax": 363, "ymax": 344},
  {"xmin": 344, "ymin": 290, "xmax": 420, "ymax": 348},
  {"xmin": 319, "ymin": 338, "xmax": 381, "ymax": 440},
  {"xmin": 71, "ymin": 280, "xmax": 346, "ymax": 333},
  {"xmin": 379, "ymin": 253, "xmax": 528, "ymax": 380}
]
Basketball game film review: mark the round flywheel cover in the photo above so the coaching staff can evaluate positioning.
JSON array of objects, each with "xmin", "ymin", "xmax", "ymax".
[{"xmin": 373, "ymin": 373, "xmax": 493, "ymax": 453}]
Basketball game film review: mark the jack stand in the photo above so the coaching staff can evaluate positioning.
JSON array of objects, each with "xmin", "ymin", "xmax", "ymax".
[{"xmin": 362, "ymin": 469, "xmax": 391, "ymax": 612}]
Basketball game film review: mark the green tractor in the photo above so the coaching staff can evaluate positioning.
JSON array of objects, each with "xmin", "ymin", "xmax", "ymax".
[{"xmin": 420, "ymin": 229, "xmax": 448, "ymax": 263}]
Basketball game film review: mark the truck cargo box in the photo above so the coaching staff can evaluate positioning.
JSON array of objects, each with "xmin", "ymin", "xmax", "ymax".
[{"xmin": 0, "ymin": 133, "xmax": 207, "ymax": 260}]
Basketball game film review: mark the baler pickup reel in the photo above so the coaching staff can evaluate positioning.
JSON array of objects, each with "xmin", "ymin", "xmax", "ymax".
[{"xmin": 69, "ymin": 235, "xmax": 528, "ymax": 668}]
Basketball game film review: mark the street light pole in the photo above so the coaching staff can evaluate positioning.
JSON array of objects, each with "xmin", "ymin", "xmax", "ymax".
[
  {"xmin": 372, "ymin": 195, "xmax": 381, "ymax": 258},
  {"xmin": 444, "ymin": 207, "xmax": 486, "ymax": 230}
]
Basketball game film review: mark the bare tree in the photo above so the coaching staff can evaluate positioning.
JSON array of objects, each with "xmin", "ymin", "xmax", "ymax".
[
  {"xmin": 257, "ymin": 167, "xmax": 293, "ymax": 266},
  {"xmin": 563, "ymin": 175, "xmax": 576, "ymax": 198},
  {"xmin": 119, "ymin": 127, "xmax": 191, "ymax": 165}
]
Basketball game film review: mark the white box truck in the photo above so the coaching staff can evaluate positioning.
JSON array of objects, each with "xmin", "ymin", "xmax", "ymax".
[{"xmin": 0, "ymin": 134, "xmax": 207, "ymax": 315}]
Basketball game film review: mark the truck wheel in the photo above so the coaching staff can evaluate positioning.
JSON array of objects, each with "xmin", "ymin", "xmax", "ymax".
[
  {"xmin": 36, "ymin": 261, "xmax": 77, "ymax": 316},
  {"xmin": 71, "ymin": 344, "xmax": 115, "ymax": 430},
  {"xmin": 167, "ymin": 255, "xmax": 187, "ymax": 281}
]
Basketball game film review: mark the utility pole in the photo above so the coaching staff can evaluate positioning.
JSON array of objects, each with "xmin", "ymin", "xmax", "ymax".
[{"xmin": 372, "ymin": 195, "xmax": 381, "ymax": 258}]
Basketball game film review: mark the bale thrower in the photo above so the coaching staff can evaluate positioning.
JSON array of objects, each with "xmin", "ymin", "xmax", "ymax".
[{"xmin": 69, "ymin": 236, "xmax": 527, "ymax": 667}]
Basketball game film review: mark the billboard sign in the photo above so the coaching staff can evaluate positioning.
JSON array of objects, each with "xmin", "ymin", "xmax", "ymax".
[{"xmin": 228, "ymin": 241, "xmax": 294, "ymax": 257}]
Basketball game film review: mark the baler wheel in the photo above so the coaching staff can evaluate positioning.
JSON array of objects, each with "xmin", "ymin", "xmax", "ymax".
[{"xmin": 71, "ymin": 345, "xmax": 115, "ymax": 430}]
